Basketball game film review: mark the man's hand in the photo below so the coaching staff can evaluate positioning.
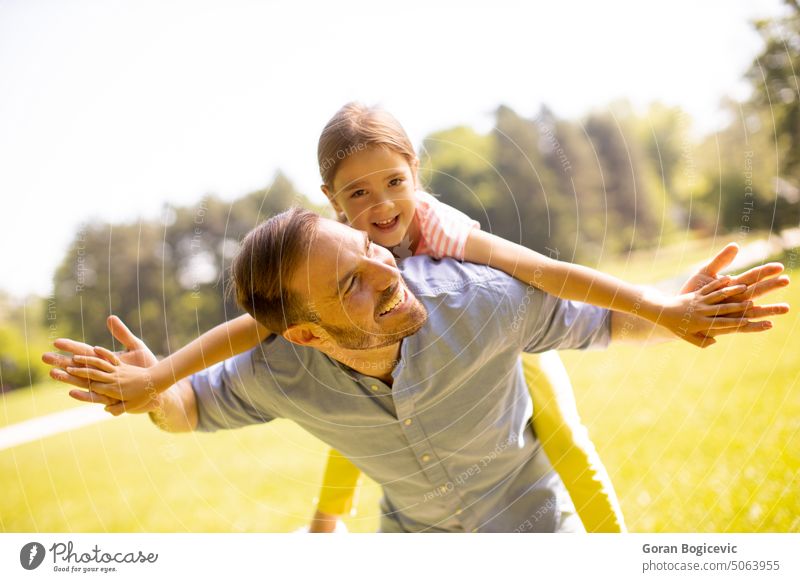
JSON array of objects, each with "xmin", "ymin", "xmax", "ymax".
[{"xmin": 42, "ymin": 316, "xmax": 160, "ymax": 415}]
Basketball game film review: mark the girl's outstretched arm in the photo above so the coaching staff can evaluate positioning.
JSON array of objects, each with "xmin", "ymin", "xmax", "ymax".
[
  {"xmin": 65, "ymin": 314, "xmax": 271, "ymax": 406},
  {"xmin": 463, "ymin": 229, "xmax": 754, "ymax": 348}
]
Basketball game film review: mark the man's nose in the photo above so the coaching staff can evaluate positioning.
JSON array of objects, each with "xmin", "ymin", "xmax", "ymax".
[{"xmin": 366, "ymin": 257, "xmax": 397, "ymax": 290}]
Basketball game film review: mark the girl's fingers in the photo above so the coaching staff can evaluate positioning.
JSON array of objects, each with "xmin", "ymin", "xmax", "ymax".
[
  {"xmin": 50, "ymin": 368, "xmax": 91, "ymax": 389},
  {"xmin": 93, "ymin": 346, "xmax": 121, "ymax": 366},
  {"xmin": 42, "ymin": 352, "xmax": 75, "ymax": 369},
  {"xmin": 65, "ymin": 366, "xmax": 113, "ymax": 382},
  {"xmin": 698, "ymin": 276, "xmax": 732, "ymax": 296},
  {"xmin": 702, "ymin": 284, "xmax": 748, "ymax": 304},
  {"xmin": 72, "ymin": 354, "xmax": 116, "ymax": 373}
]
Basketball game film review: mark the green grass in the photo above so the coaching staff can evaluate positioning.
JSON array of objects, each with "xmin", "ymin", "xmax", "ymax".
[{"xmin": 2, "ymin": 262, "xmax": 797, "ymax": 533}]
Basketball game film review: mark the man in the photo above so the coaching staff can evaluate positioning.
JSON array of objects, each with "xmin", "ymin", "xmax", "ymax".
[{"xmin": 45, "ymin": 209, "xmax": 789, "ymax": 532}]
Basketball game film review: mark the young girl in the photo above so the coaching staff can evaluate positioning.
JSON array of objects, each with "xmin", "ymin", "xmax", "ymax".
[{"xmin": 65, "ymin": 103, "xmax": 751, "ymax": 533}]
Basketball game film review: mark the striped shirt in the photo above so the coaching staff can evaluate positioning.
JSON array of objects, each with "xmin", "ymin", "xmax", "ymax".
[{"xmin": 414, "ymin": 191, "xmax": 480, "ymax": 260}]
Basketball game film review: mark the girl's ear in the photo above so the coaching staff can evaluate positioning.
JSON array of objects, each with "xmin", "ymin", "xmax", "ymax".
[{"xmin": 321, "ymin": 184, "xmax": 344, "ymax": 214}]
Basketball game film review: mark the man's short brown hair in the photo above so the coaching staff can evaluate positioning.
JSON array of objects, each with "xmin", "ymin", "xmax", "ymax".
[{"xmin": 230, "ymin": 207, "xmax": 320, "ymax": 332}]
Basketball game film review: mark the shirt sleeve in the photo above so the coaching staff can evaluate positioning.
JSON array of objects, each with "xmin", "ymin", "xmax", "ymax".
[
  {"xmin": 189, "ymin": 349, "xmax": 278, "ymax": 432},
  {"xmin": 415, "ymin": 191, "xmax": 480, "ymax": 260},
  {"xmin": 507, "ymin": 281, "xmax": 612, "ymax": 353}
]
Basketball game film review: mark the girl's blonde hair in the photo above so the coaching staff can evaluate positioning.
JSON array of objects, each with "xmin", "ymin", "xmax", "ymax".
[{"xmin": 317, "ymin": 102, "xmax": 418, "ymax": 188}]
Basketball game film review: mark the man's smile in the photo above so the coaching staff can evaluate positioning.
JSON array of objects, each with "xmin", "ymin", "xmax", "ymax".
[{"xmin": 377, "ymin": 285, "xmax": 406, "ymax": 317}]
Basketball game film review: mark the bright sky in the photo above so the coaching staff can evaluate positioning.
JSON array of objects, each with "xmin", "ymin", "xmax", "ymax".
[{"xmin": 0, "ymin": 0, "xmax": 787, "ymax": 298}]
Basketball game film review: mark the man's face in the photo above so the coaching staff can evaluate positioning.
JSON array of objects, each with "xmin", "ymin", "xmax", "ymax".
[{"xmin": 288, "ymin": 218, "xmax": 427, "ymax": 350}]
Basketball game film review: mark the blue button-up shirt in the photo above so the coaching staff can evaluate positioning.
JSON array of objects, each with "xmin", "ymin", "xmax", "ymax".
[{"xmin": 190, "ymin": 256, "xmax": 611, "ymax": 532}]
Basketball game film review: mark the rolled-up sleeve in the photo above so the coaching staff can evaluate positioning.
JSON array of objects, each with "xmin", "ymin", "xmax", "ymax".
[
  {"xmin": 190, "ymin": 350, "xmax": 277, "ymax": 432},
  {"xmin": 508, "ymin": 283, "xmax": 612, "ymax": 353}
]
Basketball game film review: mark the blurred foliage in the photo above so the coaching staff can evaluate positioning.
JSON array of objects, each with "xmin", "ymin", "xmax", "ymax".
[
  {"xmin": 3, "ymin": 3, "xmax": 798, "ymax": 390},
  {"xmin": 0, "ymin": 292, "xmax": 50, "ymax": 391},
  {"xmin": 49, "ymin": 172, "xmax": 328, "ymax": 358}
]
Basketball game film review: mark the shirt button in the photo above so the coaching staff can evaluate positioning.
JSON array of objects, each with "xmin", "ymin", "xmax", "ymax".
[
  {"xmin": 370, "ymin": 385, "xmax": 379, "ymax": 391},
  {"xmin": 403, "ymin": 418, "xmax": 412, "ymax": 426},
  {"xmin": 421, "ymin": 454, "xmax": 430, "ymax": 463}
]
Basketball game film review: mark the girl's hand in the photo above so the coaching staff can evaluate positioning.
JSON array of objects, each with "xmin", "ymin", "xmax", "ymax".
[
  {"xmin": 64, "ymin": 346, "xmax": 165, "ymax": 403},
  {"xmin": 655, "ymin": 277, "xmax": 758, "ymax": 347}
]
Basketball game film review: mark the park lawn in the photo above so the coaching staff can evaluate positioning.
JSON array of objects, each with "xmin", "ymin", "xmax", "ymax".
[
  {"xmin": 561, "ymin": 269, "xmax": 799, "ymax": 532},
  {"xmin": 2, "ymin": 265, "xmax": 797, "ymax": 533}
]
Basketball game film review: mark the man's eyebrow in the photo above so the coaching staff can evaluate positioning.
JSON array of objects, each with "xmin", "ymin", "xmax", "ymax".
[{"xmin": 334, "ymin": 232, "xmax": 370, "ymax": 297}]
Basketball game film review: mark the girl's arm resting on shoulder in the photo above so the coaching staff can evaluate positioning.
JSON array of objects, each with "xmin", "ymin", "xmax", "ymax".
[{"xmin": 463, "ymin": 229, "xmax": 663, "ymax": 322}]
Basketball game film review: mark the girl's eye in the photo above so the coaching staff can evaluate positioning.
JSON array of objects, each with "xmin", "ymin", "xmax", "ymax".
[
  {"xmin": 351, "ymin": 189, "xmax": 367, "ymax": 199},
  {"xmin": 389, "ymin": 178, "xmax": 404, "ymax": 187}
]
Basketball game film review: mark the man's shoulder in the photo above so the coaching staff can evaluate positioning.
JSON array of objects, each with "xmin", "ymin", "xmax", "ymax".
[{"xmin": 399, "ymin": 256, "xmax": 519, "ymax": 298}]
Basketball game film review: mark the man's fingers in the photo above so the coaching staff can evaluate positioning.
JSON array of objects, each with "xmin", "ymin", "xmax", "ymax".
[
  {"xmin": 700, "ymin": 243, "xmax": 739, "ymax": 277},
  {"xmin": 68, "ymin": 389, "xmax": 119, "ymax": 406},
  {"xmin": 729, "ymin": 262, "xmax": 785, "ymax": 287},
  {"xmin": 65, "ymin": 366, "xmax": 113, "ymax": 383},
  {"xmin": 52, "ymin": 338, "xmax": 96, "ymax": 357},
  {"xmin": 705, "ymin": 321, "xmax": 773, "ymax": 336},
  {"xmin": 733, "ymin": 275, "xmax": 790, "ymax": 301},
  {"xmin": 72, "ymin": 354, "xmax": 116, "ymax": 373},
  {"xmin": 107, "ymin": 316, "xmax": 144, "ymax": 352},
  {"xmin": 742, "ymin": 303, "xmax": 790, "ymax": 319}
]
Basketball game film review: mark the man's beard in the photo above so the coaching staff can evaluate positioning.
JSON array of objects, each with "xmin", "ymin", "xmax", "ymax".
[{"xmin": 320, "ymin": 296, "xmax": 428, "ymax": 350}]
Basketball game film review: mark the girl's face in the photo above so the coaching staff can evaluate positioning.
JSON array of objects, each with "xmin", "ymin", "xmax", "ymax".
[{"xmin": 323, "ymin": 146, "xmax": 420, "ymax": 250}]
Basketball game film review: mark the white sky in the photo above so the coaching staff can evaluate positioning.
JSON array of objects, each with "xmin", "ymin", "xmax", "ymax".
[{"xmin": 0, "ymin": 0, "xmax": 787, "ymax": 298}]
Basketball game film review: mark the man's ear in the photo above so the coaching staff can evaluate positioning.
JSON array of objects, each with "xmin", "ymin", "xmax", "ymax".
[{"xmin": 282, "ymin": 323, "xmax": 324, "ymax": 348}]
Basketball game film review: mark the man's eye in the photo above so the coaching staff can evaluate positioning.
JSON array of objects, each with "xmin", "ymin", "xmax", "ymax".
[
  {"xmin": 351, "ymin": 189, "xmax": 367, "ymax": 199},
  {"xmin": 346, "ymin": 275, "xmax": 358, "ymax": 295}
]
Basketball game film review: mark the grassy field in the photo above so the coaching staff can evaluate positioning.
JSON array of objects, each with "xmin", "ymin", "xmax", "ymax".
[{"xmin": 2, "ymin": 248, "xmax": 797, "ymax": 533}]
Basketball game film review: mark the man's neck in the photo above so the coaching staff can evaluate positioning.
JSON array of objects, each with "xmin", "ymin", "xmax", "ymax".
[{"xmin": 323, "ymin": 341, "xmax": 401, "ymax": 385}]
